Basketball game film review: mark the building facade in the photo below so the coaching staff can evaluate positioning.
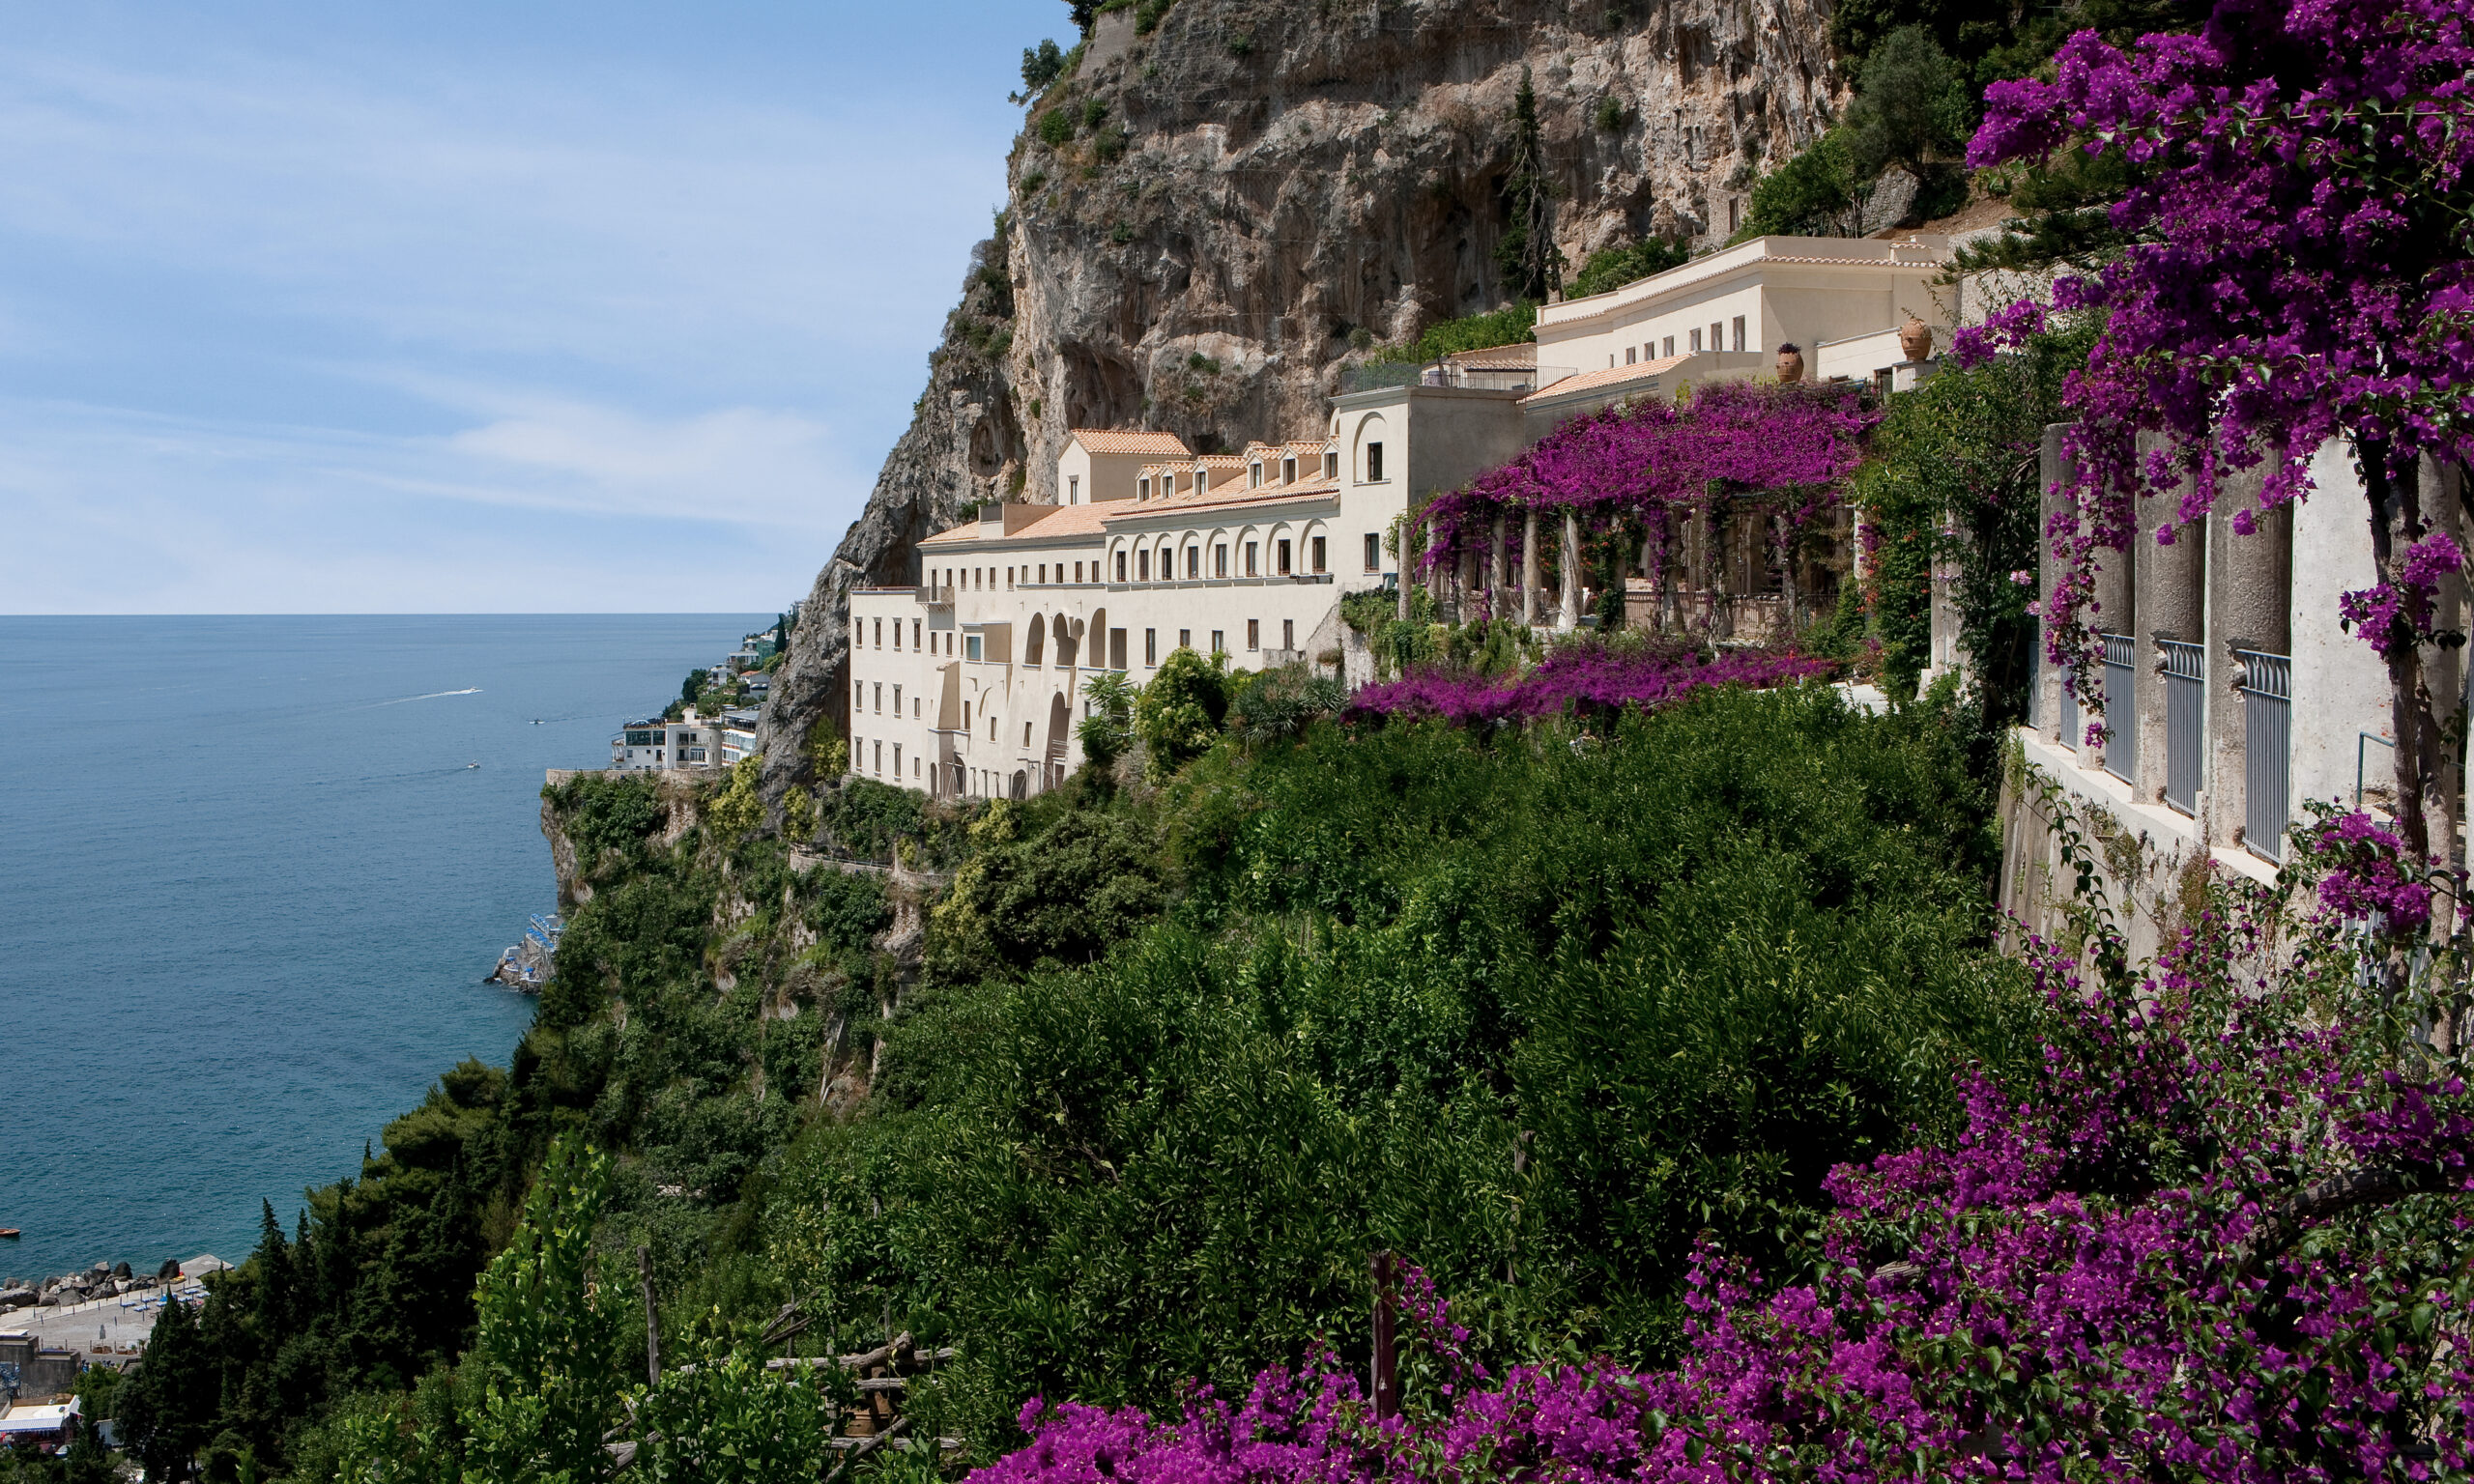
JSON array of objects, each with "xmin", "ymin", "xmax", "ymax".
[{"xmin": 849, "ymin": 232, "xmax": 1977, "ymax": 800}]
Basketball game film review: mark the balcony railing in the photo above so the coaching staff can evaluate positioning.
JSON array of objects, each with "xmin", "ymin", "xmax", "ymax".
[
  {"xmin": 2101, "ymin": 632, "xmax": 2137, "ymax": 782},
  {"xmin": 2236, "ymin": 648, "xmax": 2292, "ymax": 861},
  {"xmin": 2160, "ymin": 638, "xmax": 2204, "ymax": 814},
  {"xmin": 914, "ymin": 585, "xmax": 954, "ymax": 609}
]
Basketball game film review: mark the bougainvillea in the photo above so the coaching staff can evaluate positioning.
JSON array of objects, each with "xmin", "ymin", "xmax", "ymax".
[
  {"xmin": 971, "ymin": 791, "xmax": 2474, "ymax": 1482},
  {"xmin": 1347, "ymin": 644, "xmax": 1832, "ymax": 728},
  {"xmin": 1414, "ymin": 380, "xmax": 1876, "ymax": 597},
  {"xmin": 1962, "ymin": 0, "xmax": 2474, "ymax": 862}
]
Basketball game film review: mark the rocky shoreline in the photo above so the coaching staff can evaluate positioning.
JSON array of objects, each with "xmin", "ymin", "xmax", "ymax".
[{"xmin": 2, "ymin": 1257, "xmax": 202, "ymax": 1317}]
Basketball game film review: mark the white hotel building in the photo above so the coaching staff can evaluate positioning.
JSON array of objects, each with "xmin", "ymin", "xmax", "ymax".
[{"xmin": 847, "ymin": 234, "xmax": 1982, "ymax": 800}]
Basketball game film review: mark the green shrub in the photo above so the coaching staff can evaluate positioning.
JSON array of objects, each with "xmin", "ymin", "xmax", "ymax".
[
  {"xmin": 1020, "ymin": 39, "xmax": 1067, "ymax": 94},
  {"xmin": 1568, "ymin": 238, "xmax": 1689, "ymax": 298},
  {"xmin": 1366, "ymin": 301, "xmax": 1539, "ymax": 366},
  {"xmin": 1593, "ymin": 94, "xmax": 1628, "ymax": 131},
  {"xmin": 1133, "ymin": 646, "xmax": 1228, "ymax": 779},
  {"xmin": 1036, "ymin": 107, "xmax": 1075, "ymax": 149},
  {"xmin": 1739, "ymin": 129, "xmax": 1857, "ymax": 239}
]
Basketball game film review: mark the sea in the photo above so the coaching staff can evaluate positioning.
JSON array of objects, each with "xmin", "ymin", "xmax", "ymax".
[{"xmin": 0, "ymin": 614, "xmax": 770, "ymax": 1283}]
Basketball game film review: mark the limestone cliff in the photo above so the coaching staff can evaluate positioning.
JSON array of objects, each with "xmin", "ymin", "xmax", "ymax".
[{"xmin": 762, "ymin": 0, "xmax": 1842, "ymax": 803}]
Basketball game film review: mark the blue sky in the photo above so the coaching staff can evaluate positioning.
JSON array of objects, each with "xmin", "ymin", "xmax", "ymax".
[{"xmin": 0, "ymin": 2, "xmax": 1060, "ymax": 613}]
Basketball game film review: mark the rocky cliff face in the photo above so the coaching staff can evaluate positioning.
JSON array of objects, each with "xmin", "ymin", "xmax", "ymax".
[{"xmin": 761, "ymin": 0, "xmax": 1841, "ymax": 803}]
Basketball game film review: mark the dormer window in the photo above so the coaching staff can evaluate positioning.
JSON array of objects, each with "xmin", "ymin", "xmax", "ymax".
[
  {"xmin": 1324, "ymin": 451, "xmax": 1338, "ymax": 478},
  {"xmin": 1068, "ymin": 475, "xmax": 1079, "ymax": 503},
  {"xmin": 1250, "ymin": 462, "xmax": 1263, "ymax": 487},
  {"xmin": 1282, "ymin": 456, "xmax": 1296, "ymax": 484},
  {"xmin": 1138, "ymin": 476, "xmax": 1151, "ymax": 500},
  {"xmin": 1194, "ymin": 471, "xmax": 1208, "ymax": 496}
]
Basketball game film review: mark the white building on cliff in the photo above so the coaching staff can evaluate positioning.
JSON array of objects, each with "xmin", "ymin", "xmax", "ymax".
[{"xmin": 847, "ymin": 233, "xmax": 1973, "ymax": 800}]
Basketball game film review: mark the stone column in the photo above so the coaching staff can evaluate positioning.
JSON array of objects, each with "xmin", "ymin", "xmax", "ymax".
[
  {"xmin": 1458, "ymin": 545, "xmax": 1478, "ymax": 622},
  {"xmin": 1490, "ymin": 514, "xmax": 1509, "ymax": 616},
  {"xmin": 2080, "ymin": 449, "xmax": 2136, "ymax": 769},
  {"xmin": 1521, "ymin": 510, "xmax": 1541, "ymax": 627},
  {"xmin": 1398, "ymin": 513, "xmax": 1418, "ymax": 623},
  {"xmin": 2134, "ymin": 437, "xmax": 2204, "ymax": 812},
  {"xmin": 2205, "ymin": 460, "xmax": 2290, "ymax": 852},
  {"xmin": 1558, "ymin": 510, "xmax": 1582, "ymax": 631},
  {"xmin": 2035, "ymin": 425, "xmax": 2073, "ymax": 740}
]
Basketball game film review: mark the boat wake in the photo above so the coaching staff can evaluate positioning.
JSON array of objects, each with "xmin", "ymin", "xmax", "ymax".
[{"xmin": 369, "ymin": 687, "xmax": 483, "ymax": 706}]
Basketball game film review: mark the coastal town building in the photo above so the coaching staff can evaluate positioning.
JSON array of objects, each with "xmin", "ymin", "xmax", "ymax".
[
  {"xmin": 610, "ymin": 712, "xmax": 723, "ymax": 772},
  {"xmin": 846, "ymin": 232, "xmax": 1982, "ymax": 800}
]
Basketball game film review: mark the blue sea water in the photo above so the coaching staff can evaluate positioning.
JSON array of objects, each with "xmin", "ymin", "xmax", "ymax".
[{"xmin": 0, "ymin": 614, "xmax": 770, "ymax": 1281}]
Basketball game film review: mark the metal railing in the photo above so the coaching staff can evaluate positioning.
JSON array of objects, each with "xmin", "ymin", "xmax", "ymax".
[
  {"xmin": 914, "ymin": 585, "xmax": 954, "ymax": 608},
  {"xmin": 2101, "ymin": 633, "xmax": 2137, "ymax": 782},
  {"xmin": 2160, "ymin": 639, "xmax": 2204, "ymax": 814},
  {"xmin": 2236, "ymin": 648, "xmax": 2292, "ymax": 861}
]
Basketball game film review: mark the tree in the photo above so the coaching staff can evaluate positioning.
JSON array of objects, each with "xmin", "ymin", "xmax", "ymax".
[
  {"xmin": 1077, "ymin": 669, "xmax": 1136, "ymax": 769},
  {"xmin": 1132, "ymin": 647, "xmax": 1228, "ymax": 779},
  {"xmin": 1965, "ymin": 0, "xmax": 2474, "ymax": 874},
  {"xmin": 1019, "ymin": 39, "xmax": 1066, "ymax": 96},
  {"xmin": 677, "ymin": 669, "xmax": 707, "ymax": 709},
  {"xmin": 1840, "ymin": 25, "xmax": 1971, "ymax": 178},
  {"xmin": 458, "ymin": 1136, "xmax": 629, "ymax": 1484},
  {"xmin": 1494, "ymin": 69, "xmax": 1564, "ymax": 301},
  {"xmin": 119, "ymin": 1296, "xmax": 214, "ymax": 1482}
]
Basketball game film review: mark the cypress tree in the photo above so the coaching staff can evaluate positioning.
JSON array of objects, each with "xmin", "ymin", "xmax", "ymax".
[{"xmin": 1496, "ymin": 68, "xmax": 1565, "ymax": 301}]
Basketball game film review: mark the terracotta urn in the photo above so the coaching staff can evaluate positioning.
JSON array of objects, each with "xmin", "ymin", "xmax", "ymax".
[
  {"xmin": 1775, "ymin": 343, "xmax": 1805, "ymax": 384},
  {"xmin": 1899, "ymin": 314, "xmax": 1934, "ymax": 362}
]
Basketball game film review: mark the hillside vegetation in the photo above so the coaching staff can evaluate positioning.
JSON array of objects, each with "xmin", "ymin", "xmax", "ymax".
[{"xmin": 110, "ymin": 680, "xmax": 2037, "ymax": 1480}]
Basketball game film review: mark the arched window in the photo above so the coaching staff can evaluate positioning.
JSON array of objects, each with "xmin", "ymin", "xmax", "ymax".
[{"xmin": 1024, "ymin": 615, "xmax": 1046, "ymax": 666}]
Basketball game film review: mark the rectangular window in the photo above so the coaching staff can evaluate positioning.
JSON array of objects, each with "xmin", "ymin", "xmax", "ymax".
[
  {"xmin": 1194, "ymin": 471, "xmax": 1208, "ymax": 496},
  {"xmin": 873, "ymin": 740, "xmax": 881, "ymax": 774},
  {"xmin": 1075, "ymin": 561, "xmax": 1083, "ymax": 583},
  {"xmin": 1187, "ymin": 546, "xmax": 1199, "ymax": 580},
  {"xmin": 1037, "ymin": 563, "xmax": 1046, "ymax": 584},
  {"xmin": 1247, "ymin": 618, "xmax": 1259, "ymax": 650},
  {"xmin": 1282, "ymin": 619, "xmax": 1295, "ymax": 650},
  {"xmin": 1710, "ymin": 323, "xmax": 1723, "ymax": 352},
  {"xmin": 1689, "ymin": 328, "xmax": 1703, "ymax": 352},
  {"xmin": 1325, "ymin": 451, "xmax": 1338, "ymax": 478},
  {"xmin": 964, "ymin": 701, "xmax": 971, "ymax": 729},
  {"xmin": 911, "ymin": 619, "xmax": 921, "ymax": 647},
  {"xmin": 1210, "ymin": 629, "xmax": 1223, "ymax": 652},
  {"xmin": 1643, "ymin": 343, "xmax": 1654, "ymax": 361},
  {"xmin": 1068, "ymin": 475, "xmax": 1079, "ymax": 503},
  {"xmin": 1215, "ymin": 544, "xmax": 1228, "ymax": 578},
  {"xmin": 893, "ymin": 743, "xmax": 901, "ymax": 774},
  {"xmin": 873, "ymin": 618, "xmax": 881, "ymax": 648},
  {"xmin": 1246, "ymin": 541, "xmax": 1258, "ymax": 576},
  {"xmin": 1282, "ymin": 457, "xmax": 1296, "ymax": 483},
  {"xmin": 1110, "ymin": 628, "xmax": 1127, "ymax": 669},
  {"xmin": 1365, "ymin": 532, "xmax": 1380, "ymax": 571},
  {"xmin": 893, "ymin": 685, "xmax": 902, "ymax": 713},
  {"xmin": 1007, "ymin": 567, "xmax": 1015, "ymax": 588},
  {"xmin": 1366, "ymin": 442, "xmax": 1384, "ymax": 481},
  {"xmin": 1311, "ymin": 535, "xmax": 1326, "ymax": 573},
  {"xmin": 1625, "ymin": 346, "xmax": 1637, "ymax": 364},
  {"xmin": 1138, "ymin": 476, "xmax": 1150, "ymax": 499},
  {"xmin": 1137, "ymin": 549, "xmax": 1150, "ymax": 581},
  {"xmin": 1277, "ymin": 539, "xmax": 1293, "ymax": 576},
  {"xmin": 1663, "ymin": 335, "xmax": 1674, "ymax": 357},
  {"xmin": 1250, "ymin": 464, "xmax": 1262, "ymax": 488},
  {"xmin": 1115, "ymin": 552, "xmax": 1128, "ymax": 582},
  {"xmin": 966, "ymin": 635, "xmax": 983, "ymax": 661},
  {"xmin": 1145, "ymin": 628, "xmax": 1158, "ymax": 666},
  {"xmin": 873, "ymin": 683, "xmax": 882, "ymax": 713},
  {"xmin": 1732, "ymin": 315, "xmax": 1746, "ymax": 352},
  {"xmin": 1179, "ymin": 628, "xmax": 1192, "ymax": 651}
]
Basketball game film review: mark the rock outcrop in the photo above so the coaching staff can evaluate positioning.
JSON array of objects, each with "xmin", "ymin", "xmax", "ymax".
[{"xmin": 762, "ymin": 0, "xmax": 1841, "ymax": 805}]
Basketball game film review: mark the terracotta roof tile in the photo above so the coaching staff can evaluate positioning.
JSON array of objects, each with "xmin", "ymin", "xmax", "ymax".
[
  {"xmin": 1520, "ymin": 355, "xmax": 1690, "ymax": 405},
  {"xmin": 1070, "ymin": 429, "xmax": 1193, "ymax": 456}
]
